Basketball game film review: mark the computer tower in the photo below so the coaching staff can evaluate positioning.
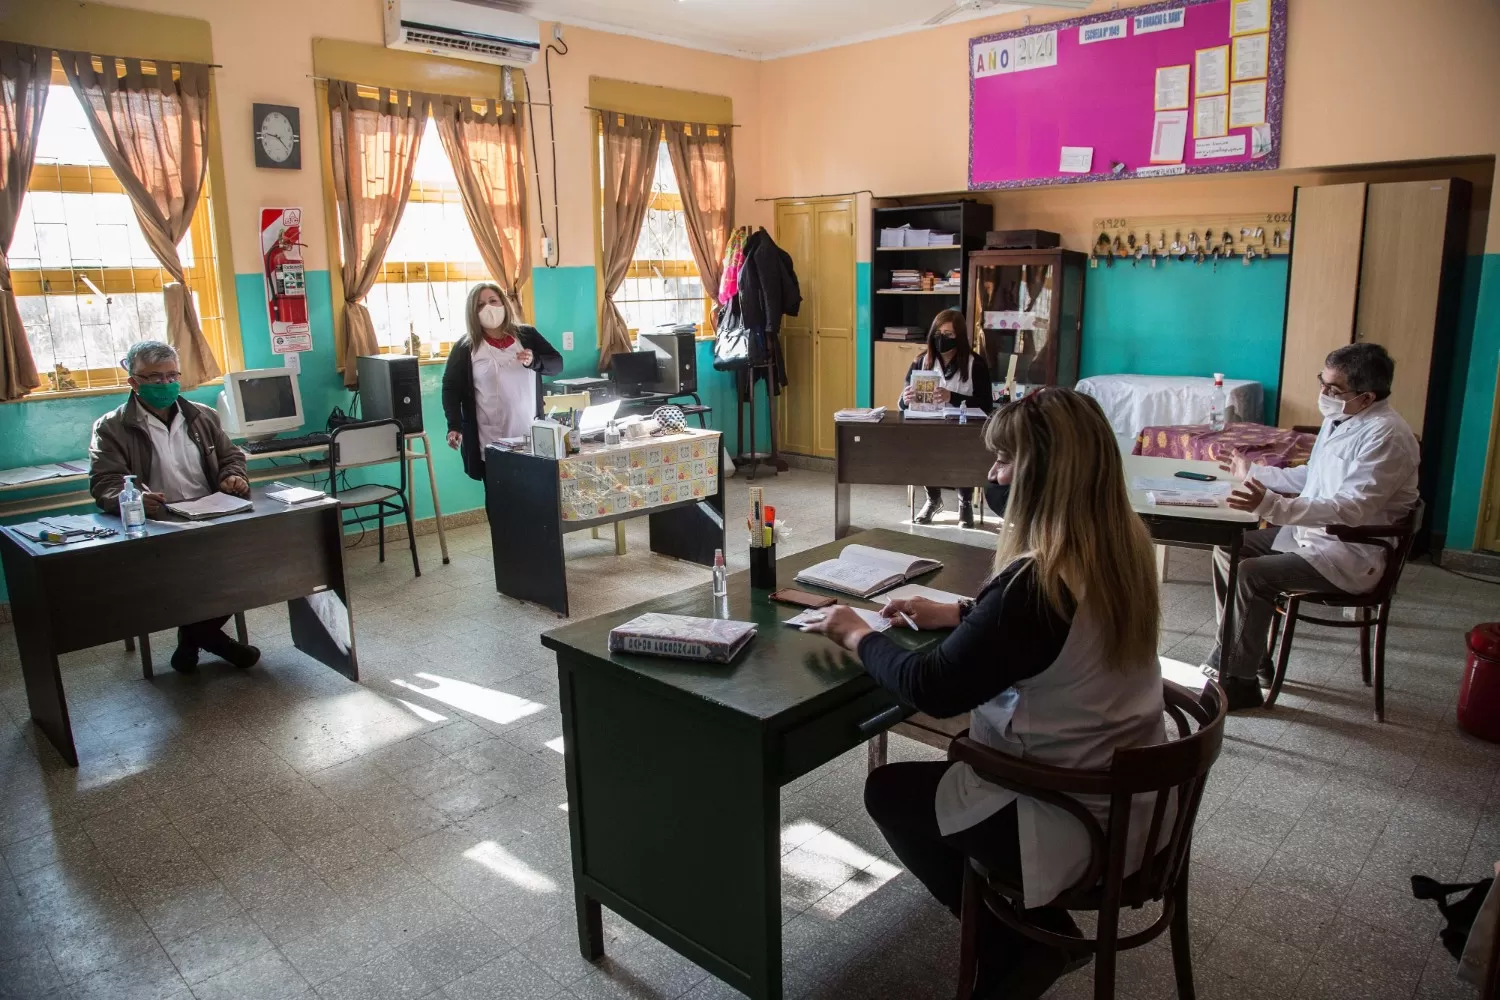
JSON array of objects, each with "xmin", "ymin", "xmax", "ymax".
[
  {"xmin": 357, "ymin": 354, "xmax": 423, "ymax": 434},
  {"xmin": 639, "ymin": 327, "xmax": 697, "ymax": 395}
]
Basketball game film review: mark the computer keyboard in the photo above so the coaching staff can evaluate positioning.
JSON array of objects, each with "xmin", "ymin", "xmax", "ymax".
[{"xmin": 241, "ymin": 432, "xmax": 330, "ymax": 455}]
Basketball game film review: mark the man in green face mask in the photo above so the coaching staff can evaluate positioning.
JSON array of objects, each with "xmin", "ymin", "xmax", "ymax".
[{"xmin": 88, "ymin": 341, "xmax": 258, "ymax": 672}]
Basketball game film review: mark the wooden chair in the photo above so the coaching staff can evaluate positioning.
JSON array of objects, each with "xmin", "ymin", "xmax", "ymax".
[
  {"xmin": 127, "ymin": 611, "xmax": 248, "ymax": 679},
  {"xmin": 952, "ymin": 681, "xmax": 1227, "ymax": 1000},
  {"xmin": 1264, "ymin": 501, "xmax": 1423, "ymax": 722}
]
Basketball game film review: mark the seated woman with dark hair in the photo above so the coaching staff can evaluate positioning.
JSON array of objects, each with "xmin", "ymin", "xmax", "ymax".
[{"xmin": 900, "ymin": 308, "xmax": 993, "ymax": 527}]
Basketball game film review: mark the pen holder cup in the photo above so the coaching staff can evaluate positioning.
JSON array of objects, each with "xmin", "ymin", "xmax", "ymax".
[{"xmin": 749, "ymin": 545, "xmax": 777, "ymax": 591}]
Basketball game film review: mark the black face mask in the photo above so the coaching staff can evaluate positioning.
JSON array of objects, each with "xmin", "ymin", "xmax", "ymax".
[
  {"xmin": 934, "ymin": 335, "xmax": 957, "ymax": 354},
  {"xmin": 984, "ymin": 482, "xmax": 1010, "ymax": 518}
]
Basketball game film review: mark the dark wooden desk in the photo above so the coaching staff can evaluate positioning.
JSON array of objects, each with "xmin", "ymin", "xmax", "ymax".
[
  {"xmin": 540, "ymin": 529, "xmax": 993, "ymax": 1000},
  {"xmin": 485, "ymin": 432, "xmax": 725, "ymax": 617},
  {"xmin": 0, "ymin": 488, "xmax": 357, "ymax": 765},
  {"xmin": 834, "ymin": 414, "xmax": 991, "ymax": 538}
]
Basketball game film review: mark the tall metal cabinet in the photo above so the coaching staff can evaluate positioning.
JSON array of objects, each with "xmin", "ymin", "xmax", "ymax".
[
  {"xmin": 1278, "ymin": 177, "xmax": 1472, "ymax": 548},
  {"xmin": 964, "ymin": 248, "xmax": 1088, "ymax": 396}
]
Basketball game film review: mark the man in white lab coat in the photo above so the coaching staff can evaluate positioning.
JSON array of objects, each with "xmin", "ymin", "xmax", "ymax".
[{"xmin": 1206, "ymin": 343, "xmax": 1420, "ymax": 711}]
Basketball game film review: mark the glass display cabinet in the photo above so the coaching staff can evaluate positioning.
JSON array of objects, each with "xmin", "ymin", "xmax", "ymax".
[{"xmin": 965, "ymin": 248, "xmax": 1087, "ymax": 399}]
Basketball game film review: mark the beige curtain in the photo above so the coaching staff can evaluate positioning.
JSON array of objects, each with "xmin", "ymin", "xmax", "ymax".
[
  {"xmin": 598, "ymin": 111, "xmax": 660, "ymax": 371},
  {"xmin": 0, "ymin": 43, "xmax": 48, "ymax": 401},
  {"xmin": 328, "ymin": 80, "xmax": 427, "ymax": 387},
  {"xmin": 433, "ymin": 94, "xmax": 529, "ymax": 318},
  {"xmin": 61, "ymin": 51, "xmax": 219, "ymax": 388},
  {"xmin": 664, "ymin": 121, "xmax": 734, "ymax": 308}
]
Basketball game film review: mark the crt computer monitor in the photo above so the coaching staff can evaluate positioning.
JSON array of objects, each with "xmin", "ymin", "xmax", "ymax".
[
  {"xmin": 609, "ymin": 351, "xmax": 659, "ymax": 398},
  {"xmin": 217, "ymin": 368, "xmax": 304, "ymax": 440}
]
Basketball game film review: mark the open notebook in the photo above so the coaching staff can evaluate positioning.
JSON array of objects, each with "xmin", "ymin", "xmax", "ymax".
[{"xmin": 794, "ymin": 544, "xmax": 943, "ymax": 599}]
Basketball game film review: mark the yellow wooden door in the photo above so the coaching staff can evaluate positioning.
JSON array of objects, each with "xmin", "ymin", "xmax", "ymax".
[
  {"xmin": 775, "ymin": 202, "xmax": 816, "ymax": 455},
  {"xmin": 812, "ymin": 200, "xmax": 856, "ymax": 457}
]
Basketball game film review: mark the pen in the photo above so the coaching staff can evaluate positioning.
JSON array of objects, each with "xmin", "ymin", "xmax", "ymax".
[{"xmin": 898, "ymin": 611, "xmax": 920, "ymax": 631}]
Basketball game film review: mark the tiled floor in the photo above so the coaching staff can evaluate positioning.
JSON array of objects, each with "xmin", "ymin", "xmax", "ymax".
[{"xmin": 1, "ymin": 469, "xmax": 1496, "ymax": 1000}]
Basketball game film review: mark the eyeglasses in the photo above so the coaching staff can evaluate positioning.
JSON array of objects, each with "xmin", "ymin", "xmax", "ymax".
[
  {"xmin": 133, "ymin": 372, "xmax": 181, "ymax": 384},
  {"xmin": 1316, "ymin": 376, "xmax": 1357, "ymax": 399}
]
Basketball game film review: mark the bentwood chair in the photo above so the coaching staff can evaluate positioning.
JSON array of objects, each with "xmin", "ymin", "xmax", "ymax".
[
  {"xmin": 1264, "ymin": 501, "xmax": 1423, "ymax": 722},
  {"xmin": 953, "ymin": 681, "xmax": 1227, "ymax": 1000},
  {"xmin": 329, "ymin": 419, "xmax": 420, "ymax": 578}
]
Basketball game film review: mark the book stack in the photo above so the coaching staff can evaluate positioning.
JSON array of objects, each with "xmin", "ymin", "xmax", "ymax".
[
  {"xmin": 927, "ymin": 232, "xmax": 956, "ymax": 246},
  {"xmin": 889, "ymin": 269, "xmax": 921, "ymax": 291},
  {"xmin": 833, "ymin": 406, "xmax": 887, "ymax": 423},
  {"xmin": 881, "ymin": 326, "xmax": 924, "ymax": 341}
]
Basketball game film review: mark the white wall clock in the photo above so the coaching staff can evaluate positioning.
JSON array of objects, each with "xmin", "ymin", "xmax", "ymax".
[{"xmin": 253, "ymin": 103, "xmax": 301, "ymax": 170}]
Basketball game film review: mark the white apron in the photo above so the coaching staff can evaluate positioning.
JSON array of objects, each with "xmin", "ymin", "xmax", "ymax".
[
  {"xmin": 471, "ymin": 337, "xmax": 537, "ymax": 448},
  {"xmin": 935, "ymin": 602, "xmax": 1171, "ymax": 908}
]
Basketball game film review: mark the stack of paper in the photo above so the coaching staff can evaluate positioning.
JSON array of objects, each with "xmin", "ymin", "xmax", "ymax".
[
  {"xmin": 927, "ymin": 232, "xmax": 956, "ymax": 246},
  {"xmin": 902, "ymin": 228, "xmax": 932, "ymax": 246},
  {"xmin": 833, "ymin": 407, "xmax": 887, "ymax": 423},
  {"xmin": 166, "ymin": 492, "xmax": 254, "ymax": 519},
  {"xmin": 784, "ymin": 607, "xmax": 891, "ymax": 633},
  {"xmin": 879, "ymin": 226, "xmax": 910, "ymax": 248},
  {"xmin": 0, "ymin": 461, "xmax": 90, "ymax": 487},
  {"xmin": 266, "ymin": 485, "xmax": 326, "ymax": 504},
  {"xmin": 904, "ymin": 405, "xmax": 987, "ymax": 421}
]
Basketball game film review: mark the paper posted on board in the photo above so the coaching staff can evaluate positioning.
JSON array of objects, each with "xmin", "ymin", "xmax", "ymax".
[
  {"xmin": 1154, "ymin": 65, "xmax": 1190, "ymax": 111},
  {"xmin": 1195, "ymin": 46, "xmax": 1228, "ymax": 96},
  {"xmin": 1195, "ymin": 135, "xmax": 1247, "ymax": 160},
  {"xmin": 1231, "ymin": 0, "xmax": 1270, "ymax": 35},
  {"xmin": 1232, "ymin": 32, "xmax": 1269, "ymax": 81},
  {"xmin": 1251, "ymin": 123, "xmax": 1273, "ymax": 158},
  {"xmin": 1059, "ymin": 146, "xmax": 1093, "ymax": 173},
  {"xmin": 1230, "ymin": 79, "xmax": 1268, "ymax": 128},
  {"xmin": 1194, "ymin": 96, "xmax": 1228, "ymax": 138},
  {"xmin": 1150, "ymin": 110, "xmax": 1188, "ymax": 163}
]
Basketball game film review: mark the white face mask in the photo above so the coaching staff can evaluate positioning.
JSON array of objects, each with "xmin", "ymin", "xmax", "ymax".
[
  {"xmin": 1317, "ymin": 392, "xmax": 1347, "ymax": 419},
  {"xmin": 478, "ymin": 302, "xmax": 507, "ymax": 330}
]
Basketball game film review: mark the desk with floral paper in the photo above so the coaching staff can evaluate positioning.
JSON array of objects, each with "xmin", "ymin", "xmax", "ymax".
[
  {"xmin": 484, "ymin": 430, "xmax": 725, "ymax": 616},
  {"xmin": 1133, "ymin": 422, "xmax": 1316, "ymax": 469}
]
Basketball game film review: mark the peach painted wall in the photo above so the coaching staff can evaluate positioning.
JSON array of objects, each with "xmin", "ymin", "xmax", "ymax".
[
  {"xmin": 20, "ymin": 0, "xmax": 766, "ymax": 273},
  {"xmin": 759, "ymin": 0, "xmax": 1500, "ymax": 251}
]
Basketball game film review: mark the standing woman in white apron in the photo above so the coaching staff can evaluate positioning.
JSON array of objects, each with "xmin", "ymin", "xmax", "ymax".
[
  {"xmin": 442, "ymin": 283, "xmax": 564, "ymax": 481},
  {"xmin": 804, "ymin": 388, "xmax": 1166, "ymax": 999},
  {"xmin": 900, "ymin": 309, "xmax": 993, "ymax": 527}
]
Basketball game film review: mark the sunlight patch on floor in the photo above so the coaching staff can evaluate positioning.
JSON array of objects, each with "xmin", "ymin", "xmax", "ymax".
[{"xmin": 391, "ymin": 673, "xmax": 547, "ymax": 726}]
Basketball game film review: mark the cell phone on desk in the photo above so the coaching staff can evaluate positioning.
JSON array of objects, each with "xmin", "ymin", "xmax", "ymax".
[
  {"xmin": 1174, "ymin": 471, "xmax": 1218, "ymax": 482},
  {"xmin": 769, "ymin": 588, "xmax": 836, "ymax": 609}
]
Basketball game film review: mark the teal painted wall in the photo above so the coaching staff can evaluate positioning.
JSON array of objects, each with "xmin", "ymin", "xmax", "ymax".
[
  {"xmin": 856, "ymin": 262, "xmax": 873, "ymax": 407},
  {"xmin": 1078, "ymin": 256, "xmax": 1291, "ymax": 421},
  {"xmin": 1444, "ymin": 253, "xmax": 1500, "ymax": 550}
]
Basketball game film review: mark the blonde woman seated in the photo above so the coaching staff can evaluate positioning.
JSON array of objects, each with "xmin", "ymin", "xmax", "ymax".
[{"xmin": 804, "ymin": 388, "xmax": 1167, "ymax": 999}]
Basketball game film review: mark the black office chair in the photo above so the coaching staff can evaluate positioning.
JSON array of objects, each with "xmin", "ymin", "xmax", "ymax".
[{"xmin": 328, "ymin": 418, "xmax": 420, "ymax": 577}]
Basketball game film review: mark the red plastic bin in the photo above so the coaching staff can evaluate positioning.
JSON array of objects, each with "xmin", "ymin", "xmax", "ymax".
[{"xmin": 1458, "ymin": 623, "xmax": 1500, "ymax": 743}]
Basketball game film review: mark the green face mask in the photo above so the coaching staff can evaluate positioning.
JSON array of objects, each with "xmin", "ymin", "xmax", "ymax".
[{"xmin": 135, "ymin": 380, "xmax": 181, "ymax": 410}]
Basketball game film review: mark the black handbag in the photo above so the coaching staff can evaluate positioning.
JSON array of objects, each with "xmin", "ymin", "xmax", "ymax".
[{"xmin": 712, "ymin": 297, "xmax": 757, "ymax": 371}]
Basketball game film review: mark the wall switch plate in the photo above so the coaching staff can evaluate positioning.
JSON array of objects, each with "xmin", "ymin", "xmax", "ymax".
[
  {"xmin": 282, "ymin": 351, "xmax": 301, "ymax": 371},
  {"xmin": 562, "ymin": 331, "xmax": 574, "ymax": 351}
]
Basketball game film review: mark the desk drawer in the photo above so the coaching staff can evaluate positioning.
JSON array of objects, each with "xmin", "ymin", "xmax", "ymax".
[{"xmin": 778, "ymin": 688, "xmax": 907, "ymax": 783}]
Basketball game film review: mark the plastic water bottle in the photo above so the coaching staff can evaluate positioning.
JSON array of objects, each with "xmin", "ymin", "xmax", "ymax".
[
  {"xmin": 604, "ymin": 420, "xmax": 621, "ymax": 448},
  {"xmin": 119, "ymin": 474, "xmax": 146, "ymax": 538},
  {"xmin": 712, "ymin": 548, "xmax": 728, "ymax": 597},
  {"xmin": 1208, "ymin": 373, "xmax": 1228, "ymax": 432}
]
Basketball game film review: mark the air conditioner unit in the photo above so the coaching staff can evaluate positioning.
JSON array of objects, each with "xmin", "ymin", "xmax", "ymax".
[{"xmin": 384, "ymin": 0, "xmax": 541, "ymax": 67}]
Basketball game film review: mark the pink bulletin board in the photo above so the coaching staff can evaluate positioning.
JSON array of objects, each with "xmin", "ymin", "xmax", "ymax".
[{"xmin": 969, "ymin": 0, "xmax": 1286, "ymax": 189}]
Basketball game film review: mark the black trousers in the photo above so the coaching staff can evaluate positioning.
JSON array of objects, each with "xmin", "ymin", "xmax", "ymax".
[
  {"xmin": 864, "ymin": 762, "xmax": 1077, "ymax": 969},
  {"xmin": 923, "ymin": 486, "xmax": 975, "ymax": 505},
  {"xmin": 178, "ymin": 615, "xmax": 233, "ymax": 651}
]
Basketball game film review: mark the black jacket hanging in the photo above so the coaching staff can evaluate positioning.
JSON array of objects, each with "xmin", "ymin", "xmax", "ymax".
[{"xmin": 734, "ymin": 228, "xmax": 799, "ymax": 394}]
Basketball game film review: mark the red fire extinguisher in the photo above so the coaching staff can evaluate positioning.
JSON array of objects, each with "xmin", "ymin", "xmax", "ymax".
[{"xmin": 266, "ymin": 225, "xmax": 308, "ymax": 327}]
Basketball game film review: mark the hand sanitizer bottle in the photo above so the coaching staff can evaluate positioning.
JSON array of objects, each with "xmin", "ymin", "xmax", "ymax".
[
  {"xmin": 1209, "ymin": 373, "xmax": 1228, "ymax": 432},
  {"xmin": 712, "ymin": 548, "xmax": 728, "ymax": 597},
  {"xmin": 119, "ymin": 475, "xmax": 146, "ymax": 538},
  {"xmin": 604, "ymin": 419, "xmax": 621, "ymax": 448}
]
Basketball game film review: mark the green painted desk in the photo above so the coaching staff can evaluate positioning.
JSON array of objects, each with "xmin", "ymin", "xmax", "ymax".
[{"xmin": 540, "ymin": 528, "xmax": 994, "ymax": 1000}]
